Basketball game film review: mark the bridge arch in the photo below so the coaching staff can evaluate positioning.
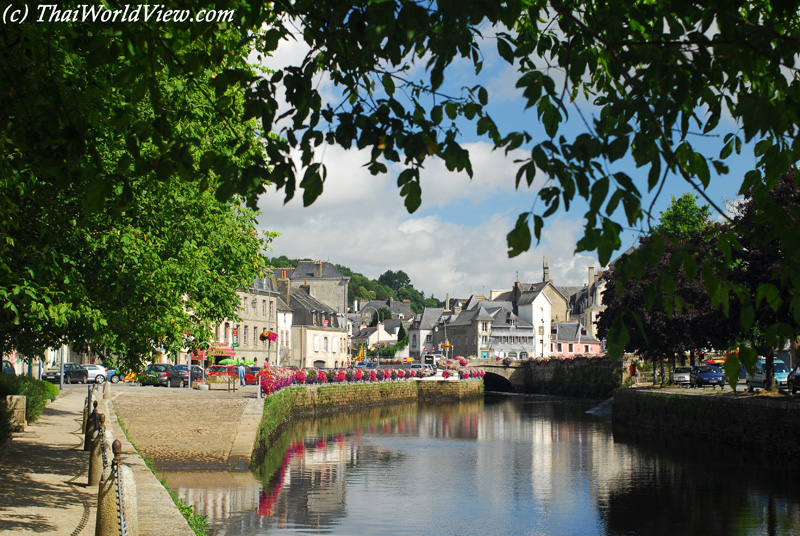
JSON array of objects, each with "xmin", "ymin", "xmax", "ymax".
[{"xmin": 483, "ymin": 371, "xmax": 515, "ymax": 392}]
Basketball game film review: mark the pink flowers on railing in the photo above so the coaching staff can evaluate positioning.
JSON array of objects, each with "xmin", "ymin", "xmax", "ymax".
[{"xmin": 259, "ymin": 365, "xmax": 486, "ymax": 396}]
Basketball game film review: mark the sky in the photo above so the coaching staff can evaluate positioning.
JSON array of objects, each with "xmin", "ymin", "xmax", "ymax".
[{"xmin": 253, "ymin": 20, "xmax": 751, "ymax": 301}]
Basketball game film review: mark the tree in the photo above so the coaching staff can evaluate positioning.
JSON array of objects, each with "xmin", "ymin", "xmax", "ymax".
[
  {"xmin": 655, "ymin": 194, "xmax": 712, "ymax": 240},
  {"xmin": 369, "ymin": 308, "xmax": 393, "ymax": 327},
  {"xmin": 728, "ymin": 169, "xmax": 800, "ymax": 390},
  {"xmin": 1, "ymin": 18, "xmax": 269, "ymax": 368},
  {"xmin": 597, "ymin": 194, "xmax": 734, "ymax": 383},
  {"xmin": 378, "ymin": 270, "xmax": 412, "ymax": 292},
  {"xmin": 5, "ymin": 2, "xmax": 800, "ymax": 360}
]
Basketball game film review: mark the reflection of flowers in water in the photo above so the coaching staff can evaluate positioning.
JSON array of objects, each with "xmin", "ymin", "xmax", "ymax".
[{"xmin": 257, "ymin": 440, "xmax": 304, "ymax": 516}]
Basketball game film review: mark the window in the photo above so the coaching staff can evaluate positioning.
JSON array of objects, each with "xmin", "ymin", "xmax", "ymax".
[
  {"xmin": 412, "ymin": 334, "xmax": 417, "ymax": 347},
  {"xmin": 323, "ymin": 337, "xmax": 329, "ymax": 352},
  {"xmin": 557, "ymin": 343, "xmax": 562, "ymax": 352},
  {"xmin": 314, "ymin": 335, "xmax": 320, "ymax": 352},
  {"xmin": 425, "ymin": 334, "xmax": 432, "ymax": 343},
  {"xmin": 262, "ymin": 300, "xmax": 266, "ymax": 316},
  {"xmin": 550, "ymin": 343, "xmax": 554, "ymax": 352},
  {"xmin": 568, "ymin": 343, "xmax": 574, "ymax": 353},
  {"xmin": 242, "ymin": 296, "xmax": 248, "ymax": 313},
  {"xmin": 269, "ymin": 301, "xmax": 274, "ymax": 319},
  {"xmin": 243, "ymin": 325, "xmax": 248, "ymax": 345},
  {"xmin": 481, "ymin": 321, "xmax": 488, "ymax": 332},
  {"xmin": 584, "ymin": 345, "xmax": 590, "ymax": 353},
  {"xmin": 254, "ymin": 326, "xmax": 258, "ymax": 346}
]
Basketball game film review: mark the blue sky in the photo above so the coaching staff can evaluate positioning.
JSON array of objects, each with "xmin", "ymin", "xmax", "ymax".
[{"xmin": 254, "ymin": 22, "xmax": 751, "ymax": 301}]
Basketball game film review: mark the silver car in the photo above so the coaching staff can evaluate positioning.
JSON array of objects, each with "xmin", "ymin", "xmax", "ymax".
[
  {"xmin": 82, "ymin": 364, "xmax": 110, "ymax": 384},
  {"xmin": 674, "ymin": 366, "xmax": 692, "ymax": 387}
]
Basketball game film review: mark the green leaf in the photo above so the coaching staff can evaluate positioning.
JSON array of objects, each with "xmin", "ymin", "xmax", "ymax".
[{"xmin": 507, "ymin": 214, "xmax": 531, "ymax": 257}]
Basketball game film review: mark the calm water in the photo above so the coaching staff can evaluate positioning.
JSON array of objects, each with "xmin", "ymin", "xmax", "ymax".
[{"xmin": 163, "ymin": 395, "xmax": 800, "ymax": 535}]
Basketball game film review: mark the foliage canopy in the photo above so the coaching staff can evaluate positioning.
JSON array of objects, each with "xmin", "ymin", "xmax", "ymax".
[{"xmin": 4, "ymin": 1, "xmax": 800, "ymax": 362}]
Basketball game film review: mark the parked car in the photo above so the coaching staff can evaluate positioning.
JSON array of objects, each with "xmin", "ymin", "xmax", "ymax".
[
  {"xmin": 143, "ymin": 364, "xmax": 185, "ymax": 387},
  {"xmin": 674, "ymin": 366, "xmax": 692, "ymax": 387},
  {"xmin": 789, "ymin": 367, "xmax": 800, "ymax": 395},
  {"xmin": 44, "ymin": 363, "xmax": 89, "ymax": 384},
  {"xmin": 1, "ymin": 360, "xmax": 15, "ymax": 376},
  {"xmin": 82, "ymin": 364, "xmax": 110, "ymax": 384},
  {"xmin": 746, "ymin": 359, "xmax": 790, "ymax": 392},
  {"xmin": 208, "ymin": 365, "xmax": 257, "ymax": 385},
  {"xmin": 105, "ymin": 369, "xmax": 121, "ymax": 383},
  {"xmin": 690, "ymin": 365, "xmax": 725, "ymax": 389},
  {"xmin": 175, "ymin": 364, "xmax": 205, "ymax": 383}
]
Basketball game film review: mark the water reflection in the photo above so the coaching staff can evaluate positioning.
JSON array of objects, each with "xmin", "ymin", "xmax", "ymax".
[{"xmin": 161, "ymin": 395, "xmax": 800, "ymax": 535}]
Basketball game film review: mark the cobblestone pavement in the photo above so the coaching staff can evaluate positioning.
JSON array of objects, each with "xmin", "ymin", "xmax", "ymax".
[{"xmin": 112, "ymin": 382, "xmax": 261, "ymax": 472}]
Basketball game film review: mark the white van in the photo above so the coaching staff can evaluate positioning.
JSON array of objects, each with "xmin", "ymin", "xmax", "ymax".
[
  {"xmin": 746, "ymin": 359, "xmax": 790, "ymax": 391},
  {"xmin": 423, "ymin": 354, "xmax": 442, "ymax": 366}
]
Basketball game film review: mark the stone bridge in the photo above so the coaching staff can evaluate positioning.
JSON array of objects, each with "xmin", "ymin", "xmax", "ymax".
[
  {"xmin": 467, "ymin": 357, "xmax": 621, "ymax": 395},
  {"xmin": 468, "ymin": 360, "xmax": 527, "ymax": 392}
]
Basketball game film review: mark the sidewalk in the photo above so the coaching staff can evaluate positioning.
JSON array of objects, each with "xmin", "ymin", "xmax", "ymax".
[{"xmin": 0, "ymin": 386, "xmax": 194, "ymax": 536}]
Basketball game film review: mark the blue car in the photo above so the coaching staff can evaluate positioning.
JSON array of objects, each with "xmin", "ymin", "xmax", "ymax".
[{"xmin": 690, "ymin": 365, "xmax": 725, "ymax": 389}]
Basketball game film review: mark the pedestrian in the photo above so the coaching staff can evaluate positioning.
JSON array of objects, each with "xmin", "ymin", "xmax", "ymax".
[
  {"xmin": 237, "ymin": 364, "xmax": 246, "ymax": 386},
  {"xmin": 629, "ymin": 361, "xmax": 637, "ymax": 381}
]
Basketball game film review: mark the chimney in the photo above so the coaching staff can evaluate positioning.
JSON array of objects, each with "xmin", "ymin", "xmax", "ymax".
[
  {"xmin": 277, "ymin": 270, "xmax": 291, "ymax": 306},
  {"xmin": 543, "ymin": 257, "xmax": 550, "ymax": 283},
  {"xmin": 588, "ymin": 266, "xmax": 595, "ymax": 288},
  {"xmin": 446, "ymin": 293, "xmax": 450, "ymax": 311},
  {"xmin": 388, "ymin": 296, "xmax": 393, "ymax": 307},
  {"xmin": 300, "ymin": 280, "xmax": 311, "ymax": 295},
  {"xmin": 314, "ymin": 260, "xmax": 322, "ymax": 278}
]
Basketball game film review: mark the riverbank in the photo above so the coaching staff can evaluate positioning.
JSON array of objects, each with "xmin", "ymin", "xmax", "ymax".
[{"xmin": 612, "ymin": 387, "xmax": 800, "ymax": 457}]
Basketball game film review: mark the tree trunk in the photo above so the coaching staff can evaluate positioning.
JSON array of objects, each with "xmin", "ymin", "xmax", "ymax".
[{"xmin": 765, "ymin": 347, "xmax": 775, "ymax": 392}]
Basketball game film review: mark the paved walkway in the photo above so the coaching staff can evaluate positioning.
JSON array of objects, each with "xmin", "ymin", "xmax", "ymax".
[{"xmin": 0, "ymin": 382, "xmax": 265, "ymax": 536}]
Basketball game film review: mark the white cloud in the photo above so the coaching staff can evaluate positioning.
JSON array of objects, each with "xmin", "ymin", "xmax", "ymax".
[{"xmin": 256, "ymin": 143, "xmax": 599, "ymax": 300}]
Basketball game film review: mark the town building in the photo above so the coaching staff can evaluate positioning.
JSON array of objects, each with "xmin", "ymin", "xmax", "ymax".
[
  {"xmin": 550, "ymin": 321, "xmax": 603, "ymax": 356},
  {"xmin": 282, "ymin": 260, "xmax": 350, "ymax": 315},
  {"xmin": 276, "ymin": 271, "xmax": 349, "ymax": 369}
]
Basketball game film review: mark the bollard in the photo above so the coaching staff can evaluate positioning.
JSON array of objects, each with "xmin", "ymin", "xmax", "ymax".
[
  {"xmin": 96, "ymin": 440, "xmax": 139, "ymax": 536},
  {"xmin": 88, "ymin": 414, "xmax": 105, "ymax": 486},
  {"xmin": 84, "ymin": 400, "xmax": 98, "ymax": 451},
  {"xmin": 103, "ymin": 379, "xmax": 111, "ymax": 400},
  {"xmin": 83, "ymin": 387, "xmax": 93, "ymax": 433}
]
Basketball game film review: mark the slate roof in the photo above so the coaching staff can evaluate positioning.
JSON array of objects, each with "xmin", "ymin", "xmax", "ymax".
[
  {"xmin": 557, "ymin": 286, "xmax": 584, "ymax": 301},
  {"xmin": 450, "ymin": 305, "xmax": 497, "ymax": 327},
  {"xmin": 289, "ymin": 288, "xmax": 337, "ymax": 314},
  {"xmin": 289, "ymin": 261, "xmax": 348, "ymax": 280},
  {"xmin": 551, "ymin": 321, "xmax": 600, "ymax": 343},
  {"xmin": 352, "ymin": 327, "xmax": 378, "ymax": 339},
  {"xmin": 490, "ymin": 309, "xmax": 534, "ymax": 329},
  {"xmin": 358, "ymin": 298, "xmax": 415, "ymax": 319},
  {"xmin": 410, "ymin": 307, "xmax": 445, "ymax": 331}
]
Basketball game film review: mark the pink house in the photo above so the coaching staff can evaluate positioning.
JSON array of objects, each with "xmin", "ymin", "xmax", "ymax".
[{"xmin": 550, "ymin": 321, "xmax": 602, "ymax": 357}]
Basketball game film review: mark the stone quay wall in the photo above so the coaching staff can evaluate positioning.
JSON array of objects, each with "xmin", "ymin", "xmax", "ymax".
[
  {"xmin": 613, "ymin": 388, "xmax": 800, "ymax": 457},
  {"xmin": 252, "ymin": 380, "xmax": 483, "ymax": 462}
]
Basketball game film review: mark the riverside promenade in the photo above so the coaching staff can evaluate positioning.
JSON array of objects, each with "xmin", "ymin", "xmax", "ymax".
[{"xmin": 0, "ymin": 382, "xmax": 264, "ymax": 536}]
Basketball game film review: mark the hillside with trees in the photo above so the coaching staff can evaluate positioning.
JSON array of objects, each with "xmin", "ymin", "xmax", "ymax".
[{"xmin": 266, "ymin": 258, "xmax": 443, "ymax": 313}]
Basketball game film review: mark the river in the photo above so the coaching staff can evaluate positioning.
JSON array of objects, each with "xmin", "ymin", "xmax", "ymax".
[{"xmin": 162, "ymin": 394, "xmax": 800, "ymax": 535}]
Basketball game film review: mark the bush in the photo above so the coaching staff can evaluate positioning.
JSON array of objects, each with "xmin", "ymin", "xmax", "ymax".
[
  {"xmin": 0, "ymin": 374, "xmax": 59, "ymax": 424},
  {"xmin": 0, "ymin": 398, "xmax": 12, "ymax": 446}
]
